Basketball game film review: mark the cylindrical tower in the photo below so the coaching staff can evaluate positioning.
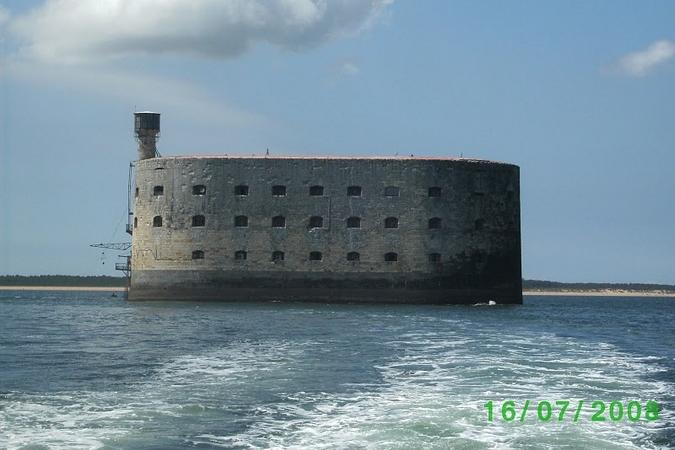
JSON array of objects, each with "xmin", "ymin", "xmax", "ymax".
[{"xmin": 134, "ymin": 112, "xmax": 160, "ymax": 160}]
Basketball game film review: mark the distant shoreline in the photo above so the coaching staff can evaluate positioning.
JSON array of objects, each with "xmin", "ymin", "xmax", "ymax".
[
  {"xmin": 0, "ymin": 286, "xmax": 126, "ymax": 292},
  {"xmin": 1, "ymin": 286, "xmax": 674, "ymax": 297},
  {"xmin": 523, "ymin": 290, "xmax": 675, "ymax": 298}
]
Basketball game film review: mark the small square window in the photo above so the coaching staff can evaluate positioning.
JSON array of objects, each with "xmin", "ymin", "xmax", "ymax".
[
  {"xmin": 309, "ymin": 251, "xmax": 323, "ymax": 261},
  {"xmin": 384, "ymin": 217, "xmax": 399, "ymax": 229},
  {"xmin": 192, "ymin": 215, "xmax": 205, "ymax": 227},
  {"xmin": 428, "ymin": 187, "xmax": 441, "ymax": 197},
  {"xmin": 346, "ymin": 217, "xmax": 361, "ymax": 228},
  {"xmin": 347, "ymin": 252, "xmax": 360, "ymax": 261},
  {"xmin": 235, "ymin": 250, "xmax": 247, "ymax": 261},
  {"xmin": 309, "ymin": 216, "xmax": 323, "ymax": 228},
  {"xmin": 234, "ymin": 215, "xmax": 248, "ymax": 227},
  {"xmin": 272, "ymin": 185, "xmax": 286, "ymax": 196},
  {"xmin": 384, "ymin": 186, "xmax": 400, "ymax": 197},
  {"xmin": 272, "ymin": 216, "xmax": 286, "ymax": 228},
  {"xmin": 235, "ymin": 185, "xmax": 249, "ymax": 196},
  {"xmin": 272, "ymin": 251, "xmax": 285, "ymax": 262},
  {"xmin": 193, "ymin": 185, "xmax": 206, "ymax": 195},
  {"xmin": 309, "ymin": 185, "xmax": 324, "ymax": 196},
  {"xmin": 347, "ymin": 186, "xmax": 362, "ymax": 197},
  {"xmin": 192, "ymin": 250, "xmax": 204, "ymax": 260},
  {"xmin": 384, "ymin": 252, "xmax": 398, "ymax": 262},
  {"xmin": 153, "ymin": 185, "xmax": 164, "ymax": 196}
]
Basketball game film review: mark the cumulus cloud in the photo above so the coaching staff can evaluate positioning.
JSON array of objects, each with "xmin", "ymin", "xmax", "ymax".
[
  {"xmin": 10, "ymin": 0, "xmax": 392, "ymax": 63},
  {"xmin": 616, "ymin": 39, "xmax": 675, "ymax": 77}
]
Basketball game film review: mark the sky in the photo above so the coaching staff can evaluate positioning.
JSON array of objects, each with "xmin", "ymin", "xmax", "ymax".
[{"xmin": 0, "ymin": 0, "xmax": 673, "ymax": 283}]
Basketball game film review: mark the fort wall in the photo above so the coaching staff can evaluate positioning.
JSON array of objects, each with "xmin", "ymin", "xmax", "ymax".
[{"xmin": 129, "ymin": 156, "xmax": 522, "ymax": 303}]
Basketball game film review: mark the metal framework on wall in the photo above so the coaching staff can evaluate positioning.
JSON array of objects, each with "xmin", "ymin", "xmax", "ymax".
[{"xmin": 90, "ymin": 242, "xmax": 132, "ymax": 294}]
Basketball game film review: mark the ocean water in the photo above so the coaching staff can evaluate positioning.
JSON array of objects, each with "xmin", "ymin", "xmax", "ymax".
[{"xmin": 0, "ymin": 292, "xmax": 673, "ymax": 449}]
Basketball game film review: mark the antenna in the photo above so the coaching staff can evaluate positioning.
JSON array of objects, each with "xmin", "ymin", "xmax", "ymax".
[{"xmin": 134, "ymin": 111, "xmax": 160, "ymax": 160}]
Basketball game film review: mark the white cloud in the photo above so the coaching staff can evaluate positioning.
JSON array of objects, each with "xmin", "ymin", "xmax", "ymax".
[
  {"xmin": 3, "ymin": 1, "xmax": 392, "ymax": 137},
  {"xmin": 616, "ymin": 39, "xmax": 675, "ymax": 77},
  {"xmin": 6, "ymin": 60, "xmax": 264, "ymax": 127},
  {"xmin": 10, "ymin": 0, "xmax": 393, "ymax": 64},
  {"xmin": 340, "ymin": 61, "xmax": 361, "ymax": 77},
  {"xmin": 340, "ymin": 61, "xmax": 360, "ymax": 76},
  {"xmin": 0, "ymin": 6, "xmax": 10, "ymax": 27}
]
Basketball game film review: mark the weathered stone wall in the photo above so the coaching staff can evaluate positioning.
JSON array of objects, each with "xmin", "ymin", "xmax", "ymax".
[{"xmin": 130, "ymin": 156, "xmax": 521, "ymax": 303}]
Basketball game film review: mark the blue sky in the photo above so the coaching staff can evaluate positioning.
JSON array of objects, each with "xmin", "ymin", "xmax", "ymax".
[{"xmin": 1, "ymin": 0, "xmax": 674, "ymax": 283}]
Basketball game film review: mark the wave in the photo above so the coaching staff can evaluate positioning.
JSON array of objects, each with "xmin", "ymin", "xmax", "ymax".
[{"xmin": 0, "ymin": 328, "xmax": 673, "ymax": 449}]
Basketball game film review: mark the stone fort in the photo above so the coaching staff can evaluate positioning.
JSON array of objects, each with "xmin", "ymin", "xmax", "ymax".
[{"xmin": 129, "ymin": 112, "xmax": 522, "ymax": 304}]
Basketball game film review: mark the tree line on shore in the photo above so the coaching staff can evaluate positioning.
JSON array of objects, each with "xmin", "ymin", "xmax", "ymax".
[
  {"xmin": 0, "ymin": 275, "xmax": 127, "ymax": 287},
  {"xmin": 523, "ymin": 279, "xmax": 675, "ymax": 292},
  {"xmin": 0, "ymin": 275, "xmax": 673, "ymax": 292}
]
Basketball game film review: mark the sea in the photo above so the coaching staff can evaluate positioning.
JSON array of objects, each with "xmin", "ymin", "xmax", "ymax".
[{"xmin": 0, "ymin": 291, "xmax": 673, "ymax": 449}]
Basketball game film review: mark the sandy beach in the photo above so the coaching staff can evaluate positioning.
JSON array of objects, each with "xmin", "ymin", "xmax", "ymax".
[{"xmin": 524, "ymin": 290, "xmax": 675, "ymax": 297}]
